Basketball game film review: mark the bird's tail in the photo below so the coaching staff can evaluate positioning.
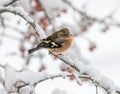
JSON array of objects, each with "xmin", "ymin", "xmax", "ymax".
[{"xmin": 28, "ymin": 46, "xmax": 41, "ymax": 54}]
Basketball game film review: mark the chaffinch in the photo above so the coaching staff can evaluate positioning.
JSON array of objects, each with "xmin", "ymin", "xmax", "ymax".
[{"xmin": 28, "ymin": 28, "xmax": 73, "ymax": 54}]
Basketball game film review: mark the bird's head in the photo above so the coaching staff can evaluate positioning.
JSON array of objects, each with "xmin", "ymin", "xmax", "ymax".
[{"xmin": 58, "ymin": 28, "xmax": 71, "ymax": 37}]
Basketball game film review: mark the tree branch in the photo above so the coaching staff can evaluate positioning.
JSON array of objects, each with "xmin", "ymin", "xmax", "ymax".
[
  {"xmin": 3, "ymin": 0, "xmax": 19, "ymax": 7},
  {"xmin": 62, "ymin": 0, "xmax": 120, "ymax": 27},
  {"xmin": 49, "ymin": 52, "xmax": 120, "ymax": 94},
  {"xmin": 0, "ymin": 64, "xmax": 5, "ymax": 69},
  {"xmin": 38, "ymin": 0, "xmax": 56, "ymax": 31},
  {"xmin": 49, "ymin": 52, "xmax": 80, "ymax": 73},
  {"xmin": 0, "ymin": 6, "xmax": 46, "ymax": 40},
  {"xmin": 17, "ymin": 73, "xmax": 89, "ymax": 92}
]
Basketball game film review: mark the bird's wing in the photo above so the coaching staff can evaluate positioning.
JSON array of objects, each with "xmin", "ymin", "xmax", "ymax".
[
  {"xmin": 37, "ymin": 38, "xmax": 62, "ymax": 48},
  {"xmin": 54, "ymin": 38, "xmax": 66, "ymax": 45}
]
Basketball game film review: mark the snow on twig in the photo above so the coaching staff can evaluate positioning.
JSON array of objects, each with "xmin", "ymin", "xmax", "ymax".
[
  {"xmin": 62, "ymin": 0, "xmax": 120, "ymax": 27},
  {"xmin": 2, "ymin": 0, "xmax": 19, "ymax": 7},
  {"xmin": 0, "ymin": 64, "xmax": 5, "ymax": 69},
  {"xmin": 0, "ymin": 6, "xmax": 46, "ymax": 40},
  {"xmin": 49, "ymin": 52, "xmax": 120, "ymax": 94},
  {"xmin": 4, "ymin": 65, "xmax": 89, "ymax": 93},
  {"xmin": 1, "ymin": 1, "xmax": 120, "ymax": 94}
]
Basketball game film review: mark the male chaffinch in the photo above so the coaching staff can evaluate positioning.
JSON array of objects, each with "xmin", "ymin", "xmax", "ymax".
[{"xmin": 28, "ymin": 28, "xmax": 73, "ymax": 54}]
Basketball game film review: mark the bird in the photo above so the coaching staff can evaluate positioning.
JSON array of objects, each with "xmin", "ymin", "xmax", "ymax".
[{"xmin": 28, "ymin": 28, "xmax": 73, "ymax": 55}]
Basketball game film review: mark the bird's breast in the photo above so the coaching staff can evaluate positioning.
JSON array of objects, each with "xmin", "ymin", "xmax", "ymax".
[{"xmin": 49, "ymin": 36, "xmax": 73, "ymax": 54}]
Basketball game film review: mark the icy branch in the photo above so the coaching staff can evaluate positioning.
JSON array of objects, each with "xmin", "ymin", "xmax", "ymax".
[
  {"xmin": 0, "ymin": 6, "xmax": 46, "ymax": 39},
  {"xmin": 50, "ymin": 52, "xmax": 120, "ymax": 94}
]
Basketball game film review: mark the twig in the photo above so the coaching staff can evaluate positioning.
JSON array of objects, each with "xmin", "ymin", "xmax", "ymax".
[
  {"xmin": 0, "ymin": 6, "xmax": 46, "ymax": 40},
  {"xmin": 34, "ymin": 74, "xmax": 89, "ymax": 86},
  {"xmin": 0, "ymin": 64, "xmax": 5, "ymax": 69},
  {"xmin": 38, "ymin": 0, "xmax": 56, "ymax": 31},
  {"xmin": 62, "ymin": 0, "xmax": 120, "ymax": 27},
  {"xmin": 49, "ymin": 51, "xmax": 80, "ymax": 72},
  {"xmin": 3, "ymin": 0, "xmax": 19, "ymax": 7},
  {"xmin": 95, "ymin": 85, "xmax": 98, "ymax": 94},
  {"xmin": 25, "ymin": 55, "xmax": 32, "ymax": 65},
  {"xmin": 0, "ymin": 15, "xmax": 5, "ymax": 27},
  {"xmin": 17, "ymin": 74, "xmax": 89, "ymax": 92},
  {"xmin": 49, "ymin": 52, "xmax": 120, "ymax": 94}
]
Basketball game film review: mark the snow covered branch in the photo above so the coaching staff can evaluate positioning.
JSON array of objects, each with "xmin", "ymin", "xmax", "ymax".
[
  {"xmin": 0, "ymin": 64, "xmax": 5, "ymax": 69},
  {"xmin": 3, "ymin": 65, "xmax": 89, "ymax": 93},
  {"xmin": 3, "ymin": 0, "xmax": 19, "ymax": 7},
  {"xmin": 63, "ymin": 0, "xmax": 120, "ymax": 27},
  {"xmin": 0, "ymin": 6, "xmax": 46, "ymax": 39},
  {"xmin": 50, "ymin": 52, "xmax": 120, "ymax": 94},
  {"xmin": 1, "ymin": 1, "xmax": 120, "ymax": 94},
  {"xmin": 17, "ymin": 73, "xmax": 89, "ymax": 91}
]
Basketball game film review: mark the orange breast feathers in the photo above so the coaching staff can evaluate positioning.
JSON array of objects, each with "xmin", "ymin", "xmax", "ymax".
[{"xmin": 49, "ymin": 35, "xmax": 73, "ymax": 54}]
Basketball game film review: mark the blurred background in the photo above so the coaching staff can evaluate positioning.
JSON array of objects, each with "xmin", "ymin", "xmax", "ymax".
[{"xmin": 0, "ymin": 0, "xmax": 120, "ymax": 94}]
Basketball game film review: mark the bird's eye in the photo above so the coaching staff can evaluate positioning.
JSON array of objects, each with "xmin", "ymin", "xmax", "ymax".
[
  {"xmin": 58, "ymin": 31, "xmax": 69, "ymax": 37},
  {"xmin": 63, "ymin": 32, "xmax": 69, "ymax": 36}
]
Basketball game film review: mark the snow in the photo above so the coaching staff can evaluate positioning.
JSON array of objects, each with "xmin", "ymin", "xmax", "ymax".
[
  {"xmin": 0, "ymin": 6, "xmax": 46, "ymax": 39},
  {"xmin": 51, "ymin": 52, "xmax": 118, "ymax": 93},
  {"xmin": 74, "ymin": 74, "xmax": 82, "ymax": 85},
  {"xmin": 99, "ymin": 75, "xmax": 116, "ymax": 93},
  {"xmin": 73, "ymin": 59, "xmax": 117, "ymax": 93},
  {"xmin": 5, "ymin": 65, "xmax": 16, "ymax": 92},
  {"xmin": 19, "ymin": 0, "xmax": 32, "ymax": 12},
  {"xmin": 0, "ymin": 0, "xmax": 13, "ymax": 6},
  {"xmin": 5, "ymin": 65, "xmax": 50, "ymax": 92},
  {"xmin": 0, "ymin": 89, "xmax": 8, "ymax": 94},
  {"xmin": 0, "ymin": 6, "xmax": 33, "ymax": 22},
  {"xmin": 35, "ymin": 22, "xmax": 47, "ymax": 39},
  {"xmin": 0, "ymin": 71, "xmax": 4, "ymax": 82},
  {"xmin": 4, "ymin": 65, "xmax": 78, "ymax": 93},
  {"xmin": 1, "ymin": 0, "xmax": 120, "ymax": 94},
  {"xmin": 40, "ymin": 0, "xmax": 68, "ymax": 19},
  {"xmin": 19, "ymin": 86, "xmax": 32, "ymax": 94},
  {"xmin": 52, "ymin": 88, "xmax": 67, "ymax": 94}
]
